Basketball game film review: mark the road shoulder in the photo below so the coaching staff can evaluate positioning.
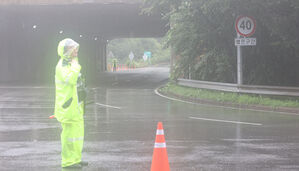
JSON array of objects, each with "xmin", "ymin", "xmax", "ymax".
[{"xmin": 155, "ymin": 85, "xmax": 299, "ymax": 115}]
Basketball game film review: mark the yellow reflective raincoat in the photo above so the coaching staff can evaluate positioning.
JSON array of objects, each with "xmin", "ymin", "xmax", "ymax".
[{"xmin": 54, "ymin": 38, "xmax": 85, "ymax": 167}]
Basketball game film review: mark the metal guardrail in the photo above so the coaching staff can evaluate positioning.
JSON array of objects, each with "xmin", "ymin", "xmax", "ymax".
[{"xmin": 177, "ymin": 78, "xmax": 299, "ymax": 97}]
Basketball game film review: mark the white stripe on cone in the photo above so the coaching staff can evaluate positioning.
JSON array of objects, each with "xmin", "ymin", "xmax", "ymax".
[
  {"xmin": 156, "ymin": 129, "xmax": 164, "ymax": 135},
  {"xmin": 154, "ymin": 142, "xmax": 166, "ymax": 148}
]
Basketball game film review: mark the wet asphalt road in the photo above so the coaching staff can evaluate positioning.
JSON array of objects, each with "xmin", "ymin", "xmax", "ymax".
[{"xmin": 1, "ymin": 67, "xmax": 299, "ymax": 171}]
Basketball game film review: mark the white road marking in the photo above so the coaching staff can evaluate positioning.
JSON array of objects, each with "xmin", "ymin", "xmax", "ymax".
[
  {"xmin": 223, "ymin": 139, "xmax": 272, "ymax": 142},
  {"xmin": 154, "ymin": 88, "xmax": 198, "ymax": 105},
  {"xmin": 0, "ymin": 107, "xmax": 53, "ymax": 109},
  {"xmin": 0, "ymin": 100, "xmax": 53, "ymax": 102},
  {"xmin": 0, "ymin": 86, "xmax": 52, "ymax": 89},
  {"xmin": 155, "ymin": 87, "xmax": 299, "ymax": 116},
  {"xmin": 95, "ymin": 103, "xmax": 121, "ymax": 109},
  {"xmin": 189, "ymin": 116, "xmax": 262, "ymax": 126}
]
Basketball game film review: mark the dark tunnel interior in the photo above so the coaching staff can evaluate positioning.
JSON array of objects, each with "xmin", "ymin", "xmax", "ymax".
[{"xmin": 0, "ymin": 3, "xmax": 168, "ymax": 85}]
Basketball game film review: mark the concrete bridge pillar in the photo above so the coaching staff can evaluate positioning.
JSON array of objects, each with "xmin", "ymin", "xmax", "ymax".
[{"xmin": 80, "ymin": 37, "xmax": 107, "ymax": 84}]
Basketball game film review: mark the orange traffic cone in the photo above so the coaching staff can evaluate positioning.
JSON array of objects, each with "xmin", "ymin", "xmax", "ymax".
[{"xmin": 151, "ymin": 122, "xmax": 170, "ymax": 171}]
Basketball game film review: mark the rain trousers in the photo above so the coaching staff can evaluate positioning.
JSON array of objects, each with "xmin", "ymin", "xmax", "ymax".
[{"xmin": 54, "ymin": 38, "xmax": 85, "ymax": 167}]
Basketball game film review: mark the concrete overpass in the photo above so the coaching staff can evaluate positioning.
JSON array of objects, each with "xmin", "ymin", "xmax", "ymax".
[{"xmin": 0, "ymin": 0, "xmax": 168, "ymax": 84}]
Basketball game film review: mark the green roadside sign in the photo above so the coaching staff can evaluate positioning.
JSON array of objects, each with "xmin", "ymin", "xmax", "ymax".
[{"xmin": 144, "ymin": 51, "xmax": 152, "ymax": 58}]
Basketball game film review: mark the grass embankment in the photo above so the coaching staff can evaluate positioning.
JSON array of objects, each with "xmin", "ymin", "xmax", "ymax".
[{"xmin": 160, "ymin": 83, "xmax": 299, "ymax": 109}]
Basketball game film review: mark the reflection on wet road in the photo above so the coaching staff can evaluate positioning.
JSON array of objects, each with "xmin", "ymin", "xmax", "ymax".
[{"xmin": 1, "ymin": 67, "xmax": 299, "ymax": 170}]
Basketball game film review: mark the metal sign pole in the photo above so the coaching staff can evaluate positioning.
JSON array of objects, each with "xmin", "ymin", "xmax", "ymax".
[
  {"xmin": 235, "ymin": 16, "xmax": 256, "ymax": 86},
  {"xmin": 237, "ymin": 33, "xmax": 243, "ymax": 85}
]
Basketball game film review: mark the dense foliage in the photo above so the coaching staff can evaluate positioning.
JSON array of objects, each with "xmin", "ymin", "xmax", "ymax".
[{"xmin": 143, "ymin": 0, "xmax": 299, "ymax": 86}]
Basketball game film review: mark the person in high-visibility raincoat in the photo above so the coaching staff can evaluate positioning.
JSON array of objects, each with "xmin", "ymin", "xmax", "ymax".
[{"xmin": 54, "ymin": 38, "xmax": 88, "ymax": 168}]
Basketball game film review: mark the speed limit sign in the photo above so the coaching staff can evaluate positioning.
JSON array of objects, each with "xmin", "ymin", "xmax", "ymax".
[{"xmin": 235, "ymin": 16, "xmax": 256, "ymax": 37}]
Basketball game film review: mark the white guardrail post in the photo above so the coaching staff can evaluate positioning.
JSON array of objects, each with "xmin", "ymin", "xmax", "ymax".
[{"xmin": 177, "ymin": 79, "xmax": 299, "ymax": 97}]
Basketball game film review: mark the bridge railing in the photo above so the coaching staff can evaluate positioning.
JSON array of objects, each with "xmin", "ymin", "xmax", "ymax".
[{"xmin": 177, "ymin": 78, "xmax": 299, "ymax": 97}]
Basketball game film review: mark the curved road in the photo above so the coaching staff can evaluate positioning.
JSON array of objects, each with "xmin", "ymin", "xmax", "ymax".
[{"xmin": 1, "ymin": 67, "xmax": 299, "ymax": 170}]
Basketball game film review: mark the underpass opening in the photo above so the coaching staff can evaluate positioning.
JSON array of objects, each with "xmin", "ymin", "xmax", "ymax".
[
  {"xmin": 0, "ymin": 3, "xmax": 168, "ymax": 85},
  {"xmin": 106, "ymin": 38, "xmax": 170, "ymax": 72}
]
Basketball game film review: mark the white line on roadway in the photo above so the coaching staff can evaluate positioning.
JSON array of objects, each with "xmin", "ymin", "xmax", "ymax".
[
  {"xmin": 189, "ymin": 116, "xmax": 262, "ymax": 126},
  {"xmin": 0, "ymin": 86, "xmax": 53, "ymax": 89},
  {"xmin": 154, "ymin": 88, "xmax": 198, "ymax": 105},
  {"xmin": 0, "ymin": 107, "xmax": 53, "ymax": 109},
  {"xmin": 95, "ymin": 103, "xmax": 121, "ymax": 109},
  {"xmin": 155, "ymin": 87, "xmax": 299, "ymax": 116}
]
